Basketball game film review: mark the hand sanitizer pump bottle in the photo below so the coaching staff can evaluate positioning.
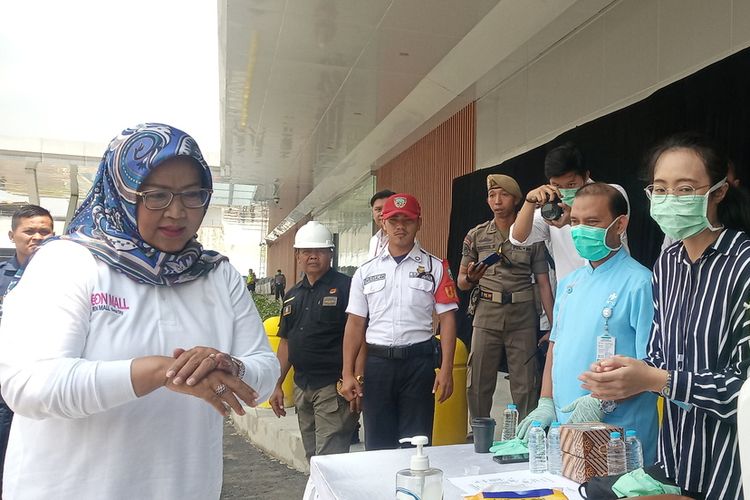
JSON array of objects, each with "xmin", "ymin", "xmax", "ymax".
[{"xmin": 395, "ymin": 436, "xmax": 443, "ymax": 500}]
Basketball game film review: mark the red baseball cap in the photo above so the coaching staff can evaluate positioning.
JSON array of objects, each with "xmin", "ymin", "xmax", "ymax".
[{"xmin": 381, "ymin": 193, "xmax": 421, "ymax": 220}]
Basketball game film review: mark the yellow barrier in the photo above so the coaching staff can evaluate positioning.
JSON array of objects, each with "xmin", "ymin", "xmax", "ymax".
[
  {"xmin": 259, "ymin": 315, "xmax": 295, "ymax": 408},
  {"xmin": 432, "ymin": 337, "xmax": 469, "ymax": 445},
  {"xmin": 657, "ymin": 395, "xmax": 664, "ymax": 426}
]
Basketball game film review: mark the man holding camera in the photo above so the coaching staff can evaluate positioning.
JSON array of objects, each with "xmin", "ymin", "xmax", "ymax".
[
  {"xmin": 510, "ymin": 142, "xmax": 629, "ymax": 281},
  {"xmin": 458, "ymin": 175, "xmax": 554, "ymax": 421}
]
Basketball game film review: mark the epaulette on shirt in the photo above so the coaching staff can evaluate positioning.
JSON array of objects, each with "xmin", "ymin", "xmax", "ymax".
[
  {"xmin": 470, "ymin": 220, "xmax": 494, "ymax": 233},
  {"xmin": 463, "ymin": 221, "xmax": 493, "ymax": 250},
  {"xmin": 359, "ymin": 254, "xmax": 381, "ymax": 266},
  {"xmin": 466, "ymin": 220, "xmax": 494, "ymax": 239},
  {"xmin": 419, "ymin": 249, "xmax": 443, "ymax": 266}
]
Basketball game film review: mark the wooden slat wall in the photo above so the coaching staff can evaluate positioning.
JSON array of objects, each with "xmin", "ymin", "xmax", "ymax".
[
  {"xmin": 266, "ymin": 228, "xmax": 298, "ymax": 284},
  {"xmin": 267, "ymin": 215, "xmax": 313, "ymax": 284},
  {"xmin": 375, "ymin": 102, "xmax": 475, "ymax": 259}
]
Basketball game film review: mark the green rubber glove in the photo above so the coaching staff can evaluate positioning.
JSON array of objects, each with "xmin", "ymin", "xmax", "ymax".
[
  {"xmin": 490, "ymin": 438, "xmax": 529, "ymax": 456},
  {"xmin": 517, "ymin": 397, "xmax": 555, "ymax": 440},
  {"xmin": 560, "ymin": 395, "xmax": 604, "ymax": 423},
  {"xmin": 612, "ymin": 469, "xmax": 682, "ymax": 496}
]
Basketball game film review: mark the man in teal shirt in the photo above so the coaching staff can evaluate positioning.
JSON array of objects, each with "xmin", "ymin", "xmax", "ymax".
[{"xmin": 517, "ymin": 183, "xmax": 657, "ymax": 464}]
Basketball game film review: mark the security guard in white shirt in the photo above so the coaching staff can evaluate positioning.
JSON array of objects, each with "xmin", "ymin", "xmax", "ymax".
[{"xmin": 340, "ymin": 193, "xmax": 459, "ymax": 450}]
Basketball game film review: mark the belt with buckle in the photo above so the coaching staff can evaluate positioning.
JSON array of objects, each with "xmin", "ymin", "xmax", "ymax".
[
  {"xmin": 478, "ymin": 288, "xmax": 534, "ymax": 305},
  {"xmin": 366, "ymin": 339, "xmax": 433, "ymax": 360}
]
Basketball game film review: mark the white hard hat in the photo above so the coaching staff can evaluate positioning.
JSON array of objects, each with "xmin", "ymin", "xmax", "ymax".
[{"xmin": 293, "ymin": 221, "xmax": 334, "ymax": 249}]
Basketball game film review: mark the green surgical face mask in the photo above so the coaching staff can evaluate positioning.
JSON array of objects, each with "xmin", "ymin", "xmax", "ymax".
[
  {"xmin": 559, "ymin": 188, "xmax": 578, "ymax": 207},
  {"xmin": 570, "ymin": 216, "xmax": 622, "ymax": 262},
  {"xmin": 649, "ymin": 179, "xmax": 726, "ymax": 240}
]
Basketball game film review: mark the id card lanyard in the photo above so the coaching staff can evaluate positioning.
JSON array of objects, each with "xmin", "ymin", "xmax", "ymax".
[
  {"xmin": 596, "ymin": 292, "xmax": 618, "ymax": 361},
  {"xmin": 597, "ymin": 293, "xmax": 618, "ymax": 414}
]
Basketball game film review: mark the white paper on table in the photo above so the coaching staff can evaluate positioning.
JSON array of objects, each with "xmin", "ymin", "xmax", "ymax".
[{"xmin": 448, "ymin": 470, "xmax": 583, "ymax": 500}]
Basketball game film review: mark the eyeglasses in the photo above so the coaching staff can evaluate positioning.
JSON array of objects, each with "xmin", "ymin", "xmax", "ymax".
[
  {"xmin": 644, "ymin": 184, "xmax": 711, "ymax": 204},
  {"xmin": 136, "ymin": 188, "xmax": 212, "ymax": 210}
]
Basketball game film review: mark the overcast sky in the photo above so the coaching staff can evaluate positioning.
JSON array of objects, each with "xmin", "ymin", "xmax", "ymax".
[{"xmin": 0, "ymin": 0, "xmax": 220, "ymax": 155}]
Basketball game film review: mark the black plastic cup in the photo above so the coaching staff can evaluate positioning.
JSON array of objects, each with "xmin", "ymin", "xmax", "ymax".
[{"xmin": 471, "ymin": 417, "xmax": 496, "ymax": 453}]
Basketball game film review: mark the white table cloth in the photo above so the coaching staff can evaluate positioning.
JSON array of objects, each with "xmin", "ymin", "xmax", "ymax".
[{"xmin": 304, "ymin": 444, "xmax": 581, "ymax": 500}]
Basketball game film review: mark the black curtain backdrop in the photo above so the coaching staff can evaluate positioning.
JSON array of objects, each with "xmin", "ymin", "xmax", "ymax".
[{"xmin": 447, "ymin": 47, "xmax": 750, "ymax": 344}]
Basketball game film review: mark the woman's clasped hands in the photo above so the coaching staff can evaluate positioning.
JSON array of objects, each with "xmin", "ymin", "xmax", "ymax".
[
  {"xmin": 165, "ymin": 346, "xmax": 259, "ymax": 417},
  {"xmin": 579, "ymin": 355, "xmax": 666, "ymax": 401}
]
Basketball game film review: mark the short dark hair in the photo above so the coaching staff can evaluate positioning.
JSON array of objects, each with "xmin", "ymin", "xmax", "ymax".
[
  {"xmin": 11, "ymin": 204, "xmax": 53, "ymax": 231},
  {"xmin": 575, "ymin": 183, "xmax": 628, "ymax": 218},
  {"xmin": 544, "ymin": 142, "xmax": 586, "ymax": 179},
  {"xmin": 369, "ymin": 189, "xmax": 396, "ymax": 207}
]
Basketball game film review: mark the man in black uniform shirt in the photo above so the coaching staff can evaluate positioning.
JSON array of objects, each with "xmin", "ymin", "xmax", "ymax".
[{"xmin": 269, "ymin": 221, "xmax": 358, "ymax": 459}]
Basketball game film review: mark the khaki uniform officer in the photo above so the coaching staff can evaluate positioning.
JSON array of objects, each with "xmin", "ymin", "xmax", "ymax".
[{"xmin": 458, "ymin": 174, "xmax": 554, "ymax": 421}]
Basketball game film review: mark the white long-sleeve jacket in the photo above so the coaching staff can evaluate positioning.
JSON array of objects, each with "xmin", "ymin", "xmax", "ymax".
[{"xmin": 0, "ymin": 239, "xmax": 279, "ymax": 500}]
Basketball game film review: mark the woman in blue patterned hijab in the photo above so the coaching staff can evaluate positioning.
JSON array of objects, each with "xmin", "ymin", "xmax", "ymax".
[
  {"xmin": 66, "ymin": 122, "xmax": 226, "ymax": 285},
  {"xmin": 0, "ymin": 123, "xmax": 279, "ymax": 499}
]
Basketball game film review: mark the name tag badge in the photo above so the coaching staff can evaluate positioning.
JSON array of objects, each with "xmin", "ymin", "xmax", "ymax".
[
  {"xmin": 322, "ymin": 296, "xmax": 338, "ymax": 307},
  {"xmin": 282, "ymin": 305, "xmax": 292, "ymax": 316},
  {"xmin": 363, "ymin": 273, "xmax": 386, "ymax": 286}
]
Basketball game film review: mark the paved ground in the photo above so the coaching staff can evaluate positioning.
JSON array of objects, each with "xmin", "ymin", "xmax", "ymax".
[{"xmin": 221, "ymin": 420, "xmax": 309, "ymax": 499}]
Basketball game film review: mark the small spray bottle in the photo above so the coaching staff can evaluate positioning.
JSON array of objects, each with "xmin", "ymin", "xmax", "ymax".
[{"xmin": 396, "ymin": 436, "xmax": 443, "ymax": 500}]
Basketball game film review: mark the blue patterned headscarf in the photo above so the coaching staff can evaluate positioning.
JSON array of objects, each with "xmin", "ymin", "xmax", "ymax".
[{"xmin": 64, "ymin": 123, "xmax": 227, "ymax": 286}]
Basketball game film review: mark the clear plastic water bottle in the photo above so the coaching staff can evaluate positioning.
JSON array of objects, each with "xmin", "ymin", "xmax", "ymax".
[
  {"xmin": 624, "ymin": 429, "xmax": 643, "ymax": 472},
  {"xmin": 607, "ymin": 431, "xmax": 626, "ymax": 476},
  {"xmin": 501, "ymin": 404, "xmax": 519, "ymax": 441},
  {"xmin": 528, "ymin": 421, "xmax": 548, "ymax": 473},
  {"xmin": 547, "ymin": 422, "xmax": 562, "ymax": 475}
]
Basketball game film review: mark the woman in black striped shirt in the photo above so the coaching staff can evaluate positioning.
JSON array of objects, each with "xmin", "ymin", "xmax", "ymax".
[{"xmin": 580, "ymin": 132, "xmax": 750, "ymax": 500}]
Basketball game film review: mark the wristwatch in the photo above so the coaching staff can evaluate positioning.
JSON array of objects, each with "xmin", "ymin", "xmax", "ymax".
[
  {"xmin": 660, "ymin": 371, "xmax": 673, "ymax": 399},
  {"xmin": 230, "ymin": 356, "xmax": 246, "ymax": 379},
  {"xmin": 600, "ymin": 400, "xmax": 617, "ymax": 414},
  {"xmin": 336, "ymin": 375, "xmax": 364, "ymax": 396}
]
